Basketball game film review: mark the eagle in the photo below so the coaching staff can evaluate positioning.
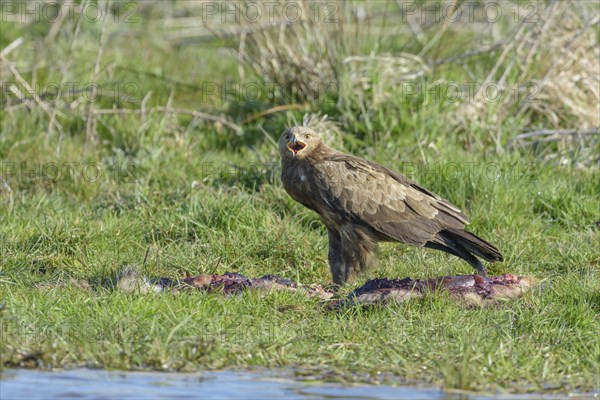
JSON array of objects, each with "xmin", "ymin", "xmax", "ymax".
[{"xmin": 279, "ymin": 126, "xmax": 503, "ymax": 285}]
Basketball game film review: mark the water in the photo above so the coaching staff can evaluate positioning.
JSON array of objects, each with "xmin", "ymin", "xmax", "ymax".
[
  {"xmin": 0, "ymin": 369, "xmax": 571, "ymax": 399},
  {"xmin": 1, "ymin": 369, "xmax": 440, "ymax": 400}
]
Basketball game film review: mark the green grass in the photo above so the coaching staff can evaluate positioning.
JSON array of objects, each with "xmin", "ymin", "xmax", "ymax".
[
  {"xmin": 1, "ymin": 1, "xmax": 599, "ymax": 395},
  {"xmin": 1, "ymin": 128, "xmax": 598, "ymax": 393}
]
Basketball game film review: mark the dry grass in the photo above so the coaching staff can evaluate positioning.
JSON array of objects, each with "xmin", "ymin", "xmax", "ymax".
[
  {"xmin": 299, "ymin": 112, "xmax": 343, "ymax": 147},
  {"xmin": 229, "ymin": 1, "xmax": 599, "ymax": 164},
  {"xmin": 451, "ymin": 1, "xmax": 599, "ymax": 166},
  {"xmin": 453, "ymin": 2, "xmax": 599, "ymax": 132},
  {"xmin": 4, "ymin": 1, "xmax": 597, "ymax": 164},
  {"xmin": 235, "ymin": 0, "xmax": 345, "ymax": 104}
]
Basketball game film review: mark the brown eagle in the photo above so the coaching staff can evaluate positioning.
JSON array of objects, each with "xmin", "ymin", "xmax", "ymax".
[{"xmin": 279, "ymin": 126, "xmax": 503, "ymax": 285}]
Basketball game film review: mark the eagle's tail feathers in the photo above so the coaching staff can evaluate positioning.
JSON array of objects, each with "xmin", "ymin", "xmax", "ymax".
[
  {"xmin": 425, "ymin": 228, "xmax": 503, "ymax": 276},
  {"xmin": 443, "ymin": 228, "xmax": 503, "ymax": 262}
]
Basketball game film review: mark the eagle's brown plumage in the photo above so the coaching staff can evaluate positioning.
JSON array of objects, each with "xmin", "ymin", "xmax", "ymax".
[{"xmin": 279, "ymin": 126, "xmax": 503, "ymax": 285}]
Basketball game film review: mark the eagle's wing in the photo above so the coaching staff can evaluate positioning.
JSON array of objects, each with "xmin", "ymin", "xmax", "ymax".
[{"xmin": 312, "ymin": 154, "xmax": 469, "ymax": 246}]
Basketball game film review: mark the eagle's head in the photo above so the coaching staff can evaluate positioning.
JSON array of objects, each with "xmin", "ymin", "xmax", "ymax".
[{"xmin": 279, "ymin": 127, "xmax": 322, "ymax": 161}]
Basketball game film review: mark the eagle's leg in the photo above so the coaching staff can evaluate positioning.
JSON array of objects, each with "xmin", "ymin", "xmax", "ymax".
[
  {"xmin": 337, "ymin": 227, "xmax": 378, "ymax": 285},
  {"xmin": 327, "ymin": 227, "xmax": 345, "ymax": 285}
]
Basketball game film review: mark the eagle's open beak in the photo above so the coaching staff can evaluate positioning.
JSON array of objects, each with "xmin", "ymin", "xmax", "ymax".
[{"xmin": 287, "ymin": 136, "xmax": 306, "ymax": 156}]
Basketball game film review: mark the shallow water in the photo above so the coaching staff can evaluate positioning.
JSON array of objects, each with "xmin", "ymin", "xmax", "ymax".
[{"xmin": 0, "ymin": 369, "xmax": 570, "ymax": 400}]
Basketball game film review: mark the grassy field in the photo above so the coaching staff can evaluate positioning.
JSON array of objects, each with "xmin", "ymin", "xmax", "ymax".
[{"xmin": 1, "ymin": 0, "xmax": 599, "ymax": 395}]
